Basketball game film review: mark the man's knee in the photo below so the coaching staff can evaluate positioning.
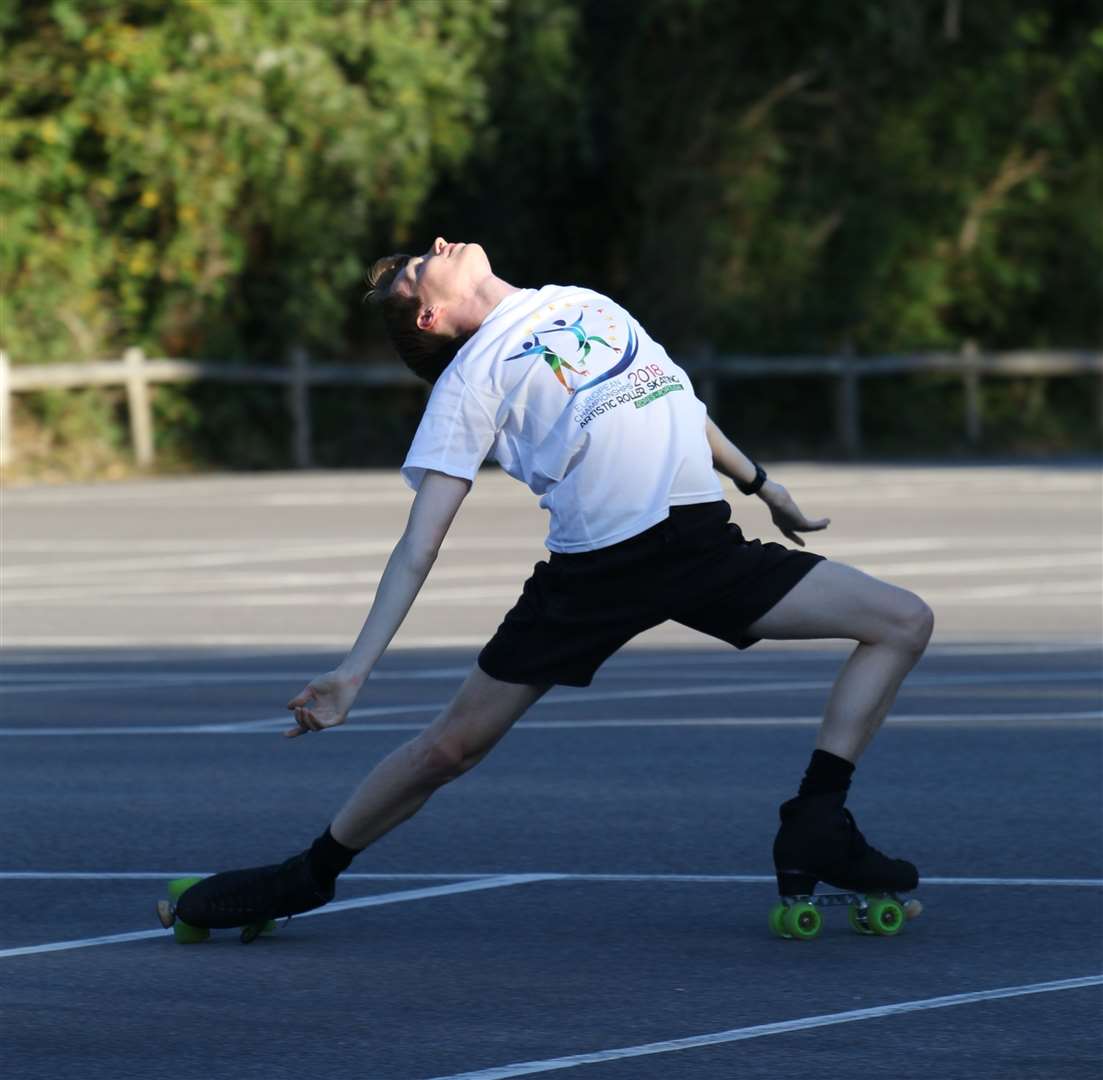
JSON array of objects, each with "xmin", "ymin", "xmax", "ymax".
[
  {"xmin": 888, "ymin": 591, "xmax": 934, "ymax": 654},
  {"xmin": 412, "ymin": 731, "xmax": 468, "ymax": 785}
]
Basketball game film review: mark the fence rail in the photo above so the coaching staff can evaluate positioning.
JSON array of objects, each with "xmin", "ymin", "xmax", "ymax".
[{"xmin": 1, "ymin": 347, "xmax": 1099, "ymax": 469}]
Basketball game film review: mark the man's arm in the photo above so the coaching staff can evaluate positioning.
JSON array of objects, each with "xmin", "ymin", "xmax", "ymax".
[
  {"xmin": 338, "ymin": 469, "xmax": 471, "ymax": 679},
  {"xmin": 705, "ymin": 415, "xmax": 830, "ymax": 547},
  {"xmin": 285, "ymin": 470, "xmax": 471, "ymax": 735},
  {"xmin": 705, "ymin": 416, "xmax": 759, "ymax": 489}
]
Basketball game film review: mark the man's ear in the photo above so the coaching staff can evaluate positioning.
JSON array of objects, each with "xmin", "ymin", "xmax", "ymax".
[{"xmin": 416, "ymin": 305, "xmax": 439, "ymax": 332}]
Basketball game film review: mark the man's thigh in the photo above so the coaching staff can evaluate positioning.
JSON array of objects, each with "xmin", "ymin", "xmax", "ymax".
[
  {"xmin": 744, "ymin": 559, "xmax": 924, "ymax": 644},
  {"xmin": 423, "ymin": 664, "xmax": 551, "ymax": 759}
]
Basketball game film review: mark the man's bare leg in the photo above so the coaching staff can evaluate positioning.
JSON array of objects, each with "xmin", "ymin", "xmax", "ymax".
[
  {"xmin": 745, "ymin": 559, "xmax": 934, "ymax": 762},
  {"xmin": 330, "ymin": 666, "xmax": 550, "ymax": 850},
  {"xmin": 747, "ymin": 559, "xmax": 932, "ymax": 904}
]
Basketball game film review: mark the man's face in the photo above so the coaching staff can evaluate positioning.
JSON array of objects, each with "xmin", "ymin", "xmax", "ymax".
[{"xmin": 390, "ymin": 237, "xmax": 492, "ymax": 318}]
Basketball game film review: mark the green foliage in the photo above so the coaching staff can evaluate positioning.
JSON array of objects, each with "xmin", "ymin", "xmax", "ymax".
[
  {"xmin": 574, "ymin": 0, "xmax": 1103, "ymax": 354},
  {"xmin": 1, "ymin": 0, "xmax": 506, "ymax": 363},
  {"xmin": 2, "ymin": 0, "xmax": 1099, "ymax": 470}
]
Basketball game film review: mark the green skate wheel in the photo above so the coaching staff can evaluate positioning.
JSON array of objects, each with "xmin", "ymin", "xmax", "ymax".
[
  {"xmin": 173, "ymin": 920, "xmax": 210, "ymax": 944},
  {"xmin": 783, "ymin": 902, "xmax": 822, "ymax": 940},
  {"xmin": 240, "ymin": 919, "xmax": 278, "ymax": 944},
  {"xmin": 167, "ymin": 876, "xmax": 203, "ymax": 903},
  {"xmin": 768, "ymin": 903, "xmax": 791, "ymax": 939},
  {"xmin": 867, "ymin": 897, "xmax": 905, "ymax": 936},
  {"xmin": 166, "ymin": 876, "xmax": 208, "ymax": 944},
  {"xmin": 848, "ymin": 903, "xmax": 875, "ymax": 935}
]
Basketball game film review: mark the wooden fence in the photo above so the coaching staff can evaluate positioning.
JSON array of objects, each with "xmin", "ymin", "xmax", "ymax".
[{"xmin": 0, "ymin": 346, "xmax": 1099, "ymax": 469}]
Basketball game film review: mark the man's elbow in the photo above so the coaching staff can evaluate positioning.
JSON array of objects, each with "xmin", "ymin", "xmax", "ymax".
[{"xmin": 398, "ymin": 536, "xmax": 439, "ymax": 575}]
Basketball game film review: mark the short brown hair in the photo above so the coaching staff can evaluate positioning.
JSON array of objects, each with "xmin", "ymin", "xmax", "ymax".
[{"xmin": 365, "ymin": 253, "xmax": 472, "ymax": 384}]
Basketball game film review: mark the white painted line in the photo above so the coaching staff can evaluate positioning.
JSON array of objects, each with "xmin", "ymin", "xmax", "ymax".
[
  {"xmin": 0, "ymin": 667, "xmax": 477, "ymax": 696},
  {"xmin": 7, "ymin": 571, "xmax": 1100, "ymax": 610},
  {"xmin": 856, "ymin": 553, "xmax": 1101, "ymax": 577},
  {"xmin": 1, "ymin": 666, "xmax": 1099, "ymax": 698},
  {"xmin": 919, "ymin": 580, "xmax": 1101, "ymax": 602},
  {"xmin": 0, "ymin": 564, "xmax": 536, "ymax": 605},
  {"xmin": 0, "ymin": 634, "xmax": 494, "ymax": 650},
  {"xmin": 292, "ymin": 874, "xmax": 555, "ymax": 919},
  {"xmin": 0, "ymin": 872, "xmax": 489, "ymax": 882},
  {"xmin": 0, "ymin": 874, "xmax": 553, "ymax": 961},
  {"xmin": 0, "ymin": 537, "xmax": 539, "ymax": 582},
  {"xmin": 2, "ymin": 871, "xmax": 1099, "ymax": 887},
  {"xmin": 422, "ymin": 976, "xmax": 1103, "ymax": 1080},
  {"xmin": 2, "ymin": 710, "xmax": 1098, "ymax": 739},
  {"xmin": 3, "ymin": 532, "xmax": 1093, "ymax": 557},
  {"xmin": 1, "ymin": 640, "xmax": 1097, "ymax": 671},
  {"xmin": 0, "ymin": 928, "xmax": 171, "ymax": 959}
]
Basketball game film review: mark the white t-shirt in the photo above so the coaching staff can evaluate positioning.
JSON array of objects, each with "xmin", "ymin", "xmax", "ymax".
[{"xmin": 401, "ymin": 284, "xmax": 723, "ymax": 552}]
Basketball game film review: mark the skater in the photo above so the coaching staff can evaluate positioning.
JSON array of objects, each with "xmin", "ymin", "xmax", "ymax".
[{"xmin": 170, "ymin": 238, "xmax": 933, "ymax": 936}]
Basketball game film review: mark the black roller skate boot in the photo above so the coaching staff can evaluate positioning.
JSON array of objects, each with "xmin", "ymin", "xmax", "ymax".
[
  {"xmin": 769, "ymin": 792, "xmax": 921, "ymax": 940},
  {"xmin": 161, "ymin": 852, "xmax": 335, "ymax": 944}
]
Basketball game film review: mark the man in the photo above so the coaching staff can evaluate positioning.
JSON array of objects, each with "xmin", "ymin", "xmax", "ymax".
[{"xmin": 170, "ymin": 238, "xmax": 932, "ymax": 936}]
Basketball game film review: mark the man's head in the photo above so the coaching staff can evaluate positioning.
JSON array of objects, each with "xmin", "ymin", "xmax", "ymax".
[{"xmin": 366, "ymin": 237, "xmax": 494, "ymax": 383}]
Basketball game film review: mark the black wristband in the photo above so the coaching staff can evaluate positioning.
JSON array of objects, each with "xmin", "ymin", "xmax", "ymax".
[{"xmin": 735, "ymin": 462, "xmax": 767, "ymax": 496}]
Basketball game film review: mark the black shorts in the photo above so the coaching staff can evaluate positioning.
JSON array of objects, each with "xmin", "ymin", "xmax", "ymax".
[{"xmin": 477, "ymin": 500, "xmax": 824, "ymax": 688}]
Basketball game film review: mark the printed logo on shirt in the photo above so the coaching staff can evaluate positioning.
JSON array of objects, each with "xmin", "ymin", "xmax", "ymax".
[
  {"xmin": 505, "ymin": 304, "xmax": 632, "ymax": 394},
  {"xmin": 572, "ymin": 358, "xmax": 684, "ymax": 429}
]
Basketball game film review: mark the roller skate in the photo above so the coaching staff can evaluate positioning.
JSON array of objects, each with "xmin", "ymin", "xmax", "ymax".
[
  {"xmin": 768, "ymin": 792, "xmax": 922, "ymax": 940},
  {"xmin": 156, "ymin": 852, "xmax": 334, "ymax": 944}
]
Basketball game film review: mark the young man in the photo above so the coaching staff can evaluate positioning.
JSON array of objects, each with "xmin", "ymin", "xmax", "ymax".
[{"xmin": 170, "ymin": 238, "xmax": 932, "ymax": 936}]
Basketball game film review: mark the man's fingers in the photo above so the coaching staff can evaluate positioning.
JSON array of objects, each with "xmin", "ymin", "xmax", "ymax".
[
  {"xmin": 282, "ymin": 706, "xmax": 322, "ymax": 738},
  {"xmin": 287, "ymin": 686, "xmax": 315, "ymax": 709}
]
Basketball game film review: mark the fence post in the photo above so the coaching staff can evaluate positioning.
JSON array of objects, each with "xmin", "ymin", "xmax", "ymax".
[
  {"xmin": 691, "ymin": 343, "xmax": 717, "ymax": 414},
  {"xmin": 123, "ymin": 346, "xmax": 154, "ymax": 468},
  {"xmin": 962, "ymin": 339, "xmax": 982, "ymax": 445},
  {"xmin": 1098, "ymin": 369, "xmax": 1103, "ymax": 436},
  {"xmin": 836, "ymin": 353, "xmax": 861, "ymax": 457},
  {"xmin": 288, "ymin": 346, "xmax": 312, "ymax": 469},
  {"xmin": 0, "ymin": 350, "xmax": 11, "ymax": 469}
]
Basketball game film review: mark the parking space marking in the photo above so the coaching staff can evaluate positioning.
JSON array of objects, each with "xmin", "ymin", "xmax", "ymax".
[
  {"xmin": 423, "ymin": 976, "xmax": 1103, "ymax": 1080},
  {"xmin": 0, "ymin": 874, "xmax": 554, "ymax": 961},
  {"xmin": 2, "ymin": 872, "xmax": 1100, "ymax": 887},
  {"xmin": 2, "ymin": 709, "xmax": 1098, "ymax": 738}
]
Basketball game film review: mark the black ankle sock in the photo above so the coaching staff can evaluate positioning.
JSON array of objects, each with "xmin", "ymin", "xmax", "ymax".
[
  {"xmin": 797, "ymin": 749, "xmax": 856, "ymax": 799},
  {"xmin": 307, "ymin": 827, "xmax": 359, "ymax": 885}
]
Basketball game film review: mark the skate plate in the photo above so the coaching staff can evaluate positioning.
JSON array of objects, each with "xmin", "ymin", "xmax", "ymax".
[
  {"xmin": 156, "ymin": 876, "xmax": 277, "ymax": 944},
  {"xmin": 769, "ymin": 891, "xmax": 922, "ymax": 940}
]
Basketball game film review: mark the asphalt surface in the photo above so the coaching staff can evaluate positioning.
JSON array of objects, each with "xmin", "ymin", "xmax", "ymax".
[{"xmin": 2, "ymin": 463, "xmax": 1101, "ymax": 1080}]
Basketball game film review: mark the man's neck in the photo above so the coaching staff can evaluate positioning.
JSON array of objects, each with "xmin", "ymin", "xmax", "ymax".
[{"xmin": 460, "ymin": 275, "xmax": 520, "ymax": 334}]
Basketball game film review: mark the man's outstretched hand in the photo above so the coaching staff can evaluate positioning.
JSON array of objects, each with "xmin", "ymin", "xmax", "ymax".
[
  {"xmin": 285, "ymin": 670, "xmax": 364, "ymax": 738},
  {"xmin": 758, "ymin": 479, "xmax": 830, "ymax": 547}
]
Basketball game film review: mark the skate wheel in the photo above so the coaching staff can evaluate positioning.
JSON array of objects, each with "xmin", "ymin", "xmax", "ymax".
[
  {"xmin": 847, "ymin": 902, "xmax": 875, "ymax": 935},
  {"xmin": 768, "ymin": 903, "xmax": 792, "ymax": 939},
  {"xmin": 165, "ymin": 876, "xmax": 208, "ymax": 944},
  {"xmin": 867, "ymin": 897, "xmax": 905, "ymax": 936},
  {"xmin": 903, "ymin": 899, "xmax": 923, "ymax": 920},
  {"xmin": 173, "ymin": 920, "xmax": 210, "ymax": 944},
  {"xmin": 240, "ymin": 919, "xmax": 278, "ymax": 944},
  {"xmin": 167, "ymin": 876, "xmax": 203, "ymax": 902},
  {"xmin": 783, "ymin": 902, "xmax": 822, "ymax": 940}
]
